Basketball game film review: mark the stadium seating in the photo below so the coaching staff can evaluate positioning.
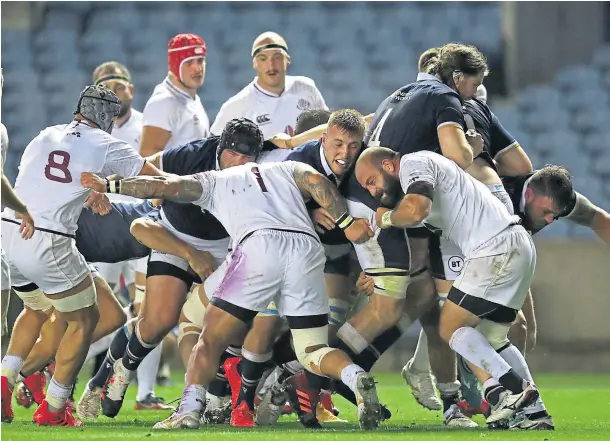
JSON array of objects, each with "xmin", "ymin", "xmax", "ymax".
[{"xmin": 1, "ymin": 1, "xmax": 608, "ymax": 237}]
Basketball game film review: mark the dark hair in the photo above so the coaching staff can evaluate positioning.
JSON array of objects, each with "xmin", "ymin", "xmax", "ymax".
[
  {"xmin": 418, "ymin": 47, "xmax": 440, "ymax": 73},
  {"xmin": 530, "ymin": 165, "xmax": 576, "ymax": 215},
  {"xmin": 294, "ymin": 108, "xmax": 331, "ymax": 135},
  {"xmin": 92, "ymin": 61, "xmax": 131, "ymax": 85},
  {"xmin": 328, "ymin": 108, "xmax": 366, "ymax": 138},
  {"xmin": 428, "ymin": 43, "xmax": 488, "ymax": 85}
]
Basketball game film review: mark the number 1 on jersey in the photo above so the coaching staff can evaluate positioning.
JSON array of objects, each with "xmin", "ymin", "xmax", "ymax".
[{"xmin": 251, "ymin": 167, "xmax": 268, "ymax": 192}]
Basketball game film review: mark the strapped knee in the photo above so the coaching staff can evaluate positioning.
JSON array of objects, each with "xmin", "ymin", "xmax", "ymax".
[
  {"xmin": 291, "ymin": 326, "xmax": 335, "ymax": 373},
  {"xmin": 364, "ymin": 268, "xmax": 410, "ymax": 299},
  {"xmin": 475, "ymin": 320, "xmax": 510, "ymax": 350},
  {"xmin": 178, "ymin": 321, "xmax": 202, "ymax": 346},
  {"xmin": 48, "ymin": 284, "xmax": 97, "ymax": 313},
  {"xmin": 14, "ymin": 286, "xmax": 53, "ymax": 313}
]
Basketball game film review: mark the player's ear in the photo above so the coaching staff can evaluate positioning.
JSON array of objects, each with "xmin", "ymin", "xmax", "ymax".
[
  {"xmin": 524, "ymin": 186, "xmax": 535, "ymax": 203},
  {"xmin": 285, "ymin": 54, "xmax": 291, "ymax": 68},
  {"xmin": 129, "ymin": 84, "xmax": 135, "ymax": 96},
  {"xmin": 381, "ymin": 158, "xmax": 394, "ymax": 173}
]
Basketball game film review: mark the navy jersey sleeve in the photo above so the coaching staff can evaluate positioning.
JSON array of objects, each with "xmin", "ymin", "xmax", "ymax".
[
  {"xmin": 261, "ymin": 140, "xmax": 277, "ymax": 152},
  {"xmin": 161, "ymin": 139, "xmax": 211, "ymax": 175},
  {"xmin": 489, "ymin": 113, "xmax": 518, "ymax": 159},
  {"xmin": 434, "ymin": 93, "xmax": 465, "ymax": 130}
]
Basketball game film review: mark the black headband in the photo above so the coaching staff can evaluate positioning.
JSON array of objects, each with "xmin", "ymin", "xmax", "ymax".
[
  {"xmin": 252, "ymin": 43, "xmax": 288, "ymax": 58},
  {"xmin": 94, "ymin": 75, "xmax": 131, "ymax": 86}
]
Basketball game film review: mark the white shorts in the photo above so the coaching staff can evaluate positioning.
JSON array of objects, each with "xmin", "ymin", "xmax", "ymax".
[
  {"xmin": 209, "ymin": 229, "xmax": 328, "ymax": 318},
  {"xmin": 134, "ymin": 256, "xmax": 148, "ymax": 275},
  {"xmin": 2, "ymin": 221, "xmax": 89, "ymax": 295},
  {"xmin": 1, "ymin": 248, "xmax": 10, "ymax": 291},
  {"xmin": 147, "ymin": 214, "xmax": 230, "ymax": 285},
  {"xmin": 452, "ymin": 226, "xmax": 536, "ymax": 310},
  {"xmin": 94, "ymin": 261, "xmax": 135, "ymax": 287}
]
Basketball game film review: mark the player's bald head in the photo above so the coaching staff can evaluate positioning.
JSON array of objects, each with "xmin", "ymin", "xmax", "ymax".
[
  {"xmin": 356, "ymin": 147, "xmax": 403, "ymax": 208},
  {"xmin": 358, "ymin": 147, "xmax": 397, "ymax": 170}
]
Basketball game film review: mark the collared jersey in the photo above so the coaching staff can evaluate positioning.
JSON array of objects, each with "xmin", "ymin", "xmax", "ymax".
[
  {"xmin": 2, "ymin": 121, "xmax": 144, "ymax": 235},
  {"xmin": 286, "ymin": 139, "xmax": 349, "ymax": 245},
  {"xmin": 210, "ymin": 75, "xmax": 327, "ymax": 139},
  {"xmin": 142, "ymin": 77, "xmax": 210, "ymax": 149},
  {"xmin": 399, "ymin": 151, "xmax": 521, "ymax": 256}
]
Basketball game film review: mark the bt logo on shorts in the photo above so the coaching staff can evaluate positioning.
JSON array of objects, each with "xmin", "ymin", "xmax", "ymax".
[{"xmin": 448, "ymin": 256, "xmax": 464, "ymax": 274}]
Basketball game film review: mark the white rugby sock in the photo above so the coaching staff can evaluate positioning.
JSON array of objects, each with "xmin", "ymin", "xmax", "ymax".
[
  {"xmin": 178, "ymin": 384, "xmax": 206, "ymax": 414},
  {"xmin": 410, "ymin": 329, "xmax": 431, "ymax": 372},
  {"xmin": 1, "ymin": 355, "xmax": 24, "ymax": 387},
  {"xmin": 136, "ymin": 341, "xmax": 163, "ymax": 402},
  {"xmin": 46, "ymin": 377, "xmax": 73, "ymax": 412},
  {"xmin": 340, "ymin": 363, "xmax": 365, "ymax": 393},
  {"xmin": 498, "ymin": 344, "xmax": 546, "ymax": 413},
  {"xmin": 449, "ymin": 327, "xmax": 512, "ymax": 380}
]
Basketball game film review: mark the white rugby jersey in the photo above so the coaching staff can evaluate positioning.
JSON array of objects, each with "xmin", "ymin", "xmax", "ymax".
[
  {"xmin": 143, "ymin": 77, "xmax": 210, "ymax": 149},
  {"xmin": 111, "ymin": 109, "xmax": 143, "ymax": 151},
  {"xmin": 399, "ymin": 151, "xmax": 521, "ymax": 256},
  {"xmin": 210, "ymin": 76, "xmax": 327, "ymax": 139},
  {"xmin": 2, "ymin": 121, "xmax": 144, "ymax": 235},
  {"xmin": 193, "ymin": 161, "xmax": 316, "ymax": 249}
]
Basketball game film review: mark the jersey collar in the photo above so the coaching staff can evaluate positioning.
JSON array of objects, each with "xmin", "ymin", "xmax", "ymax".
[
  {"xmin": 163, "ymin": 76, "xmax": 196, "ymax": 101},
  {"xmin": 319, "ymin": 142, "xmax": 340, "ymax": 184},
  {"xmin": 416, "ymin": 73, "xmax": 440, "ymax": 82},
  {"xmin": 252, "ymin": 76, "xmax": 294, "ymax": 98}
]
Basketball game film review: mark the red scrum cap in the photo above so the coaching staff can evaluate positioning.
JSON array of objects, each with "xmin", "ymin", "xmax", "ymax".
[{"xmin": 168, "ymin": 34, "xmax": 207, "ymax": 82}]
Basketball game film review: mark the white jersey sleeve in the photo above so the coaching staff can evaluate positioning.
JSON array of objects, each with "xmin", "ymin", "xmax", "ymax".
[
  {"xmin": 192, "ymin": 171, "xmax": 218, "ymax": 210},
  {"xmin": 399, "ymin": 154, "xmax": 436, "ymax": 194},
  {"xmin": 142, "ymin": 95, "xmax": 179, "ymax": 132},
  {"xmin": 310, "ymin": 80, "xmax": 328, "ymax": 110},
  {"xmin": 101, "ymin": 139, "xmax": 145, "ymax": 178},
  {"xmin": 210, "ymin": 96, "xmax": 248, "ymax": 136}
]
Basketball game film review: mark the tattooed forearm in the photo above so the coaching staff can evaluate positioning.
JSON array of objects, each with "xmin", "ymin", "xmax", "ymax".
[
  {"xmin": 293, "ymin": 163, "xmax": 348, "ymax": 220},
  {"xmin": 565, "ymin": 193, "xmax": 598, "ymax": 226},
  {"xmin": 119, "ymin": 175, "xmax": 203, "ymax": 203}
]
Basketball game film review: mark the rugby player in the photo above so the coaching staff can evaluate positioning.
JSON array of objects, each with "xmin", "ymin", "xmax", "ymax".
[
  {"xmin": 76, "ymin": 119, "xmax": 265, "ymax": 420},
  {"xmin": 139, "ymin": 33, "xmax": 210, "ymax": 157},
  {"xmin": 87, "ymin": 61, "xmax": 169, "ymax": 411},
  {"xmin": 211, "ymin": 31, "xmax": 327, "ymax": 162},
  {"xmin": 355, "ymin": 147, "xmax": 573, "ymax": 425},
  {"xmin": 0, "ymin": 85, "xmax": 161, "ymax": 426},
  {"xmin": 82, "ymin": 157, "xmax": 382, "ymax": 431}
]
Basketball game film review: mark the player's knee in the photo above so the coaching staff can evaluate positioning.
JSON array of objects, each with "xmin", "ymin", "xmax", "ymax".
[
  {"xmin": 507, "ymin": 312, "xmax": 527, "ymax": 350},
  {"xmin": 291, "ymin": 326, "xmax": 334, "ymax": 373},
  {"xmin": 369, "ymin": 293, "xmax": 404, "ymax": 327},
  {"xmin": 14, "ymin": 287, "xmax": 53, "ymax": 315},
  {"xmin": 475, "ymin": 320, "xmax": 510, "ymax": 351},
  {"xmin": 178, "ymin": 320, "xmax": 202, "ymax": 347},
  {"xmin": 129, "ymin": 218, "xmax": 148, "ymax": 238}
]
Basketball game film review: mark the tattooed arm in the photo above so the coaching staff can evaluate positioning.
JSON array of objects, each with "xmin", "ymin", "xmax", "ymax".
[
  {"xmin": 293, "ymin": 163, "xmax": 348, "ymax": 220},
  {"xmin": 80, "ymin": 172, "xmax": 205, "ymax": 204},
  {"xmin": 292, "ymin": 163, "xmax": 373, "ymax": 243},
  {"xmin": 565, "ymin": 192, "xmax": 610, "ymax": 245}
]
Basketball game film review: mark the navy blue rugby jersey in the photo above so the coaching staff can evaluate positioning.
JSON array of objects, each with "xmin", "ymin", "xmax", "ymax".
[{"xmin": 286, "ymin": 139, "xmax": 350, "ymax": 245}]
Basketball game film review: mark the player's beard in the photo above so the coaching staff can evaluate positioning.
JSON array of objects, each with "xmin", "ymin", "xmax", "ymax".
[
  {"xmin": 118, "ymin": 100, "xmax": 132, "ymax": 118},
  {"xmin": 377, "ymin": 171, "xmax": 403, "ymax": 209},
  {"xmin": 522, "ymin": 204, "xmax": 545, "ymax": 235}
]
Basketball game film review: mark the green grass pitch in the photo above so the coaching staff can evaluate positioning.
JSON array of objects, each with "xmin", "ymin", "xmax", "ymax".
[{"xmin": 2, "ymin": 372, "xmax": 609, "ymax": 440}]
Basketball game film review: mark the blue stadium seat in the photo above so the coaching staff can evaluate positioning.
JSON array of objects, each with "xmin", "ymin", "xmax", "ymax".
[
  {"xmin": 582, "ymin": 131, "xmax": 610, "ymax": 156},
  {"xmin": 592, "ymin": 44, "xmax": 610, "ymax": 72},
  {"xmin": 530, "ymin": 130, "xmax": 580, "ymax": 157},
  {"xmin": 516, "ymin": 85, "xmax": 562, "ymax": 112},
  {"xmin": 521, "ymin": 108, "xmax": 570, "ymax": 133},
  {"xmin": 554, "ymin": 65, "xmax": 601, "ymax": 91},
  {"xmin": 563, "ymin": 87, "xmax": 608, "ymax": 113},
  {"xmin": 572, "ymin": 111, "xmax": 609, "ymax": 134}
]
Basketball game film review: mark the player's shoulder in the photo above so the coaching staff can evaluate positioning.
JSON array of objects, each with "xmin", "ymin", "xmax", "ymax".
[
  {"xmin": 286, "ymin": 139, "xmax": 321, "ymax": 160},
  {"xmin": 144, "ymin": 81, "xmax": 181, "ymax": 109},
  {"xmin": 287, "ymin": 75, "xmax": 318, "ymax": 90},
  {"xmin": 129, "ymin": 108, "xmax": 144, "ymax": 124},
  {"xmin": 219, "ymin": 82, "xmax": 254, "ymax": 109}
]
